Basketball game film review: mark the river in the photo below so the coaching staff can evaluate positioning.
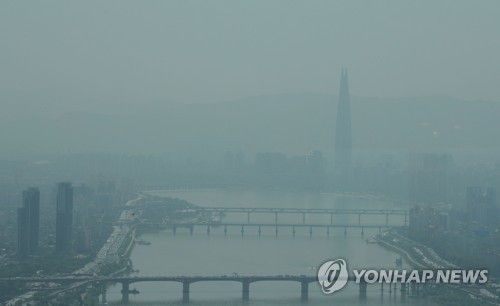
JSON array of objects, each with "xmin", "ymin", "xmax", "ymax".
[{"xmin": 105, "ymin": 189, "xmax": 435, "ymax": 306}]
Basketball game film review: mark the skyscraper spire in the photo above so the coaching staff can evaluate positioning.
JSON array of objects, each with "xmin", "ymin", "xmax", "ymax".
[{"xmin": 334, "ymin": 68, "xmax": 352, "ymax": 170}]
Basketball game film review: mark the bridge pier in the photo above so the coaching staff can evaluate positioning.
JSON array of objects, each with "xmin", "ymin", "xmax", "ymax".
[
  {"xmin": 241, "ymin": 225, "xmax": 244, "ymax": 237},
  {"xmin": 258, "ymin": 225, "xmax": 261, "ymax": 237},
  {"xmin": 224, "ymin": 225, "xmax": 227, "ymax": 236},
  {"xmin": 247, "ymin": 212, "xmax": 251, "ymax": 223},
  {"xmin": 183, "ymin": 280, "xmax": 190, "ymax": 303},
  {"xmin": 359, "ymin": 279, "xmax": 367, "ymax": 300},
  {"xmin": 400, "ymin": 282, "xmax": 407, "ymax": 294},
  {"xmin": 344, "ymin": 227, "xmax": 347, "ymax": 236},
  {"xmin": 361, "ymin": 227, "xmax": 364, "ymax": 236},
  {"xmin": 300, "ymin": 280, "xmax": 309, "ymax": 301},
  {"xmin": 242, "ymin": 280, "xmax": 250, "ymax": 301},
  {"xmin": 309, "ymin": 226, "xmax": 312, "ymax": 238},
  {"xmin": 101, "ymin": 283, "xmax": 107, "ymax": 304},
  {"xmin": 292, "ymin": 226, "xmax": 296, "ymax": 237},
  {"xmin": 207, "ymin": 225, "xmax": 211, "ymax": 236},
  {"xmin": 400, "ymin": 282, "xmax": 407, "ymax": 301},
  {"xmin": 326, "ymin": 226, "xmax": 330, "ymax": 238},
  {"xmin": 121, "ymin": 281, "xmax": 130, "ymax": 304}
]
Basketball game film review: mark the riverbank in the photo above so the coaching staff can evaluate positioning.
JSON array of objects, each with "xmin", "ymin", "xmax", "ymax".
[
  {"xmin": 3, "ymin": 194, "xmax": 142, "ymax": 306},
  {"xmin": 375, "ymin": 229, "xmax": 499, "ymax": 305}
]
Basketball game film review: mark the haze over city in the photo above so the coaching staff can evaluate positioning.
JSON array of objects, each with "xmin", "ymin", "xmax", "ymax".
[{"xmin": 1, "ymin": 1, "xmax": 499, "ymax": 306}]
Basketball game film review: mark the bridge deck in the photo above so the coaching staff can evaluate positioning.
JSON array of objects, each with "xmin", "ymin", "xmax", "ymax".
[
  {"xmin": 195, "ymin": 207, "xmax": 408, "ymax": 215},
  {"xmin": 1, "ymin": 275, "xmax": 336, "ymax": 284},
  {"xmin": 166, "ymin": 222, "xmax": 392, "ymax": 228}
]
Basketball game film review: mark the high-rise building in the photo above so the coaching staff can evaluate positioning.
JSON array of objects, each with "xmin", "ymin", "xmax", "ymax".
[
  {"xmin": 485, "ymin": 187, "xmax": 497, "ymax": 227},
  {"xmin": 334, "ymin": 68, "xmax": 352, "ymax": 170},
  {"xmin": 466, "ymin": 186, "xmax": 482, "ymax": 222},
  {"xmin": 56, "ymin": 182, "xmax": 73, "ymax": 254},
  {"xmin": 409, "ymin": 153, "xmax": 452, "ymax": 204},
  {"xmin": 17, "ymin": 187, "xmax": 40, "ymax": 257},
  {"xmin": 17, "ymin": 207, "xmax": 30, "ymax": 257},
  {"xmin": 467, "ymin": 186, "xmax": 498, "ymax": 227}
]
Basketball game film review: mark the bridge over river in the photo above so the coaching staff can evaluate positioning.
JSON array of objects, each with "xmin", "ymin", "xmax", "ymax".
[
  {"xmin": 0, "ymin": 275, "xmax": 383, "ymax": 304},
  {"xmin": 4, "ymin": 273, "xmax": 492, "ymax": 304},
  {"xmin": 6, "ymin": 273, "xmax": 481, "ymax": 304},
  {"xmin": 138, "ymin": 207, "xmax": 408, "ymax": 237},
  {"xmin": 164, "ymin": 222, "xmax": 393, "ymax": 237},
  {"xmin": 188, "ymin": 207, "xmax": 408, "ymax": 225}
]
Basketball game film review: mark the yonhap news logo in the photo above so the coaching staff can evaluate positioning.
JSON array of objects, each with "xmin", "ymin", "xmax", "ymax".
[
  {"xmin": 317, "ymin": 259, "xmax": 349, "ymax": 294},
  {"xmin": 317, "ymin": 258, "xmax": 488, "ymax": 295}
]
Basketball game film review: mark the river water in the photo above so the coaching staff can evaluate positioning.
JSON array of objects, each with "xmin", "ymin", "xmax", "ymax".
[{"xmin": 106, "ymin": 189, "xmax": 435, "ymax": 306}]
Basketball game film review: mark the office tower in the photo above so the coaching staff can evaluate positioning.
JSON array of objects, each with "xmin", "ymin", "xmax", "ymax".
[
  {"xmin": 56, "ymin": 182, "xmax": 73, "ymax": 254},
  {"xmin": 334, "ymin": 68, "xmax": 352, "ymax": 170},
  {"xmin": 466, "ymin": 186, "xmax": 482, "ymax": 222},
  {"xmin": 17, "ymin": 207, "xmax": 30, "ymax": 257},
  {"xmin": 485, "ymin": 187, "xmax": 497, "ymax": 227},
  {"xmin": 17, "ymin": 187, "xmax": 40, "ymax": 256},
  {"xmin": 409, "ymin": 153, "xmax": 452, "ymax": 204},
  {"xmin": 466, "ymin": 186, "xmax": 498, "ymax": 227}
]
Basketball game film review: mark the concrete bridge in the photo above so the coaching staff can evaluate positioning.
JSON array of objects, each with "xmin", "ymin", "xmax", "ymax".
[
  {"xmin": 5, "ymin": 274, "xmax": 490, "ymax": 304},
  {"xmin": 166, "ymin": 222, "xmax": 393, "ymax": 237},
  {"xmin": 2, "ymin": 275, "xmax": 339, "ymax": 303},
  {"xmin": 193, "ymin": 207, "xmax": 408, "ymax": 225},
  {"xmin": 112, "ymin": 275, "xmax": 323, "ymax": 303}
]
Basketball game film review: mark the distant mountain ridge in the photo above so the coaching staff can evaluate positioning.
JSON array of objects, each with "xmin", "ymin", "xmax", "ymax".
[{"xmin": 1, "ymin": 91, "xmax": 499, "ymax": 160}]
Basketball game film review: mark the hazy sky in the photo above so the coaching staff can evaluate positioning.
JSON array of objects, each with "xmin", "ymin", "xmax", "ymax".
[{"xmin": 1, "ymin": 1, "xmax": 500, "ymax": 105}]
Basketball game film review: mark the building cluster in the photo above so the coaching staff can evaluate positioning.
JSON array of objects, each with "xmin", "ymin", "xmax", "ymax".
[
  {"xmin": 409, "ymin": 153, "xmax": 452, "ymax": 205},
  {"xmin": 409, "ymin": 187, "xmax": 498, "ymax": 237},
  {"xmin": 466, "ymin": 186, "xmax": 497, "ymax": 228},
  {"xmin": 9, "ymin": 176, "xmax": 136, "ymax": 258},
  {"xmin": 409, "ymin": 186, "xmax": 500, "ymax": 275},
  {"xmin": 408, "ymin": 205, "xmax": 450, "ymax": 243},
  {"xmin": 17, "ymin": 183, "xmax": 74, "ymax": 257}
]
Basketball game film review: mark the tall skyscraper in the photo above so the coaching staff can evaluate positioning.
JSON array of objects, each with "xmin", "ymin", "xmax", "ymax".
[
  {"xmin": 334, "ymin": 68, "xmax": 352, "ymax": 170},
  {"xmin": 56, "ymin": 182, "xmax": 73, "ymax": 254},
  {"xmin": 17, "ymin": 187, "xmax": 40, "ymax": 257},
  {"xmin": 17, "ymin": 207, "xmax": 30, "ymax": 257}
]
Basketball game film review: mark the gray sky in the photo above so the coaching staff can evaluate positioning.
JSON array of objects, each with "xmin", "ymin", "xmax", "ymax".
[{"xmin": 1, "ymin": 0, "xmax": 500, "ymax": 106}]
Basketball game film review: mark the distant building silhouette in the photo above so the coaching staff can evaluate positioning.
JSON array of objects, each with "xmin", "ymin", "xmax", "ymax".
[
  {"xmin": 334, "ymin": 68, "xmax": 352, "ymax": 170},
  {"xmin": 17, "ymin": 187, "xmax": 40, "ymax": 257},
  {"xmin": 306, "ymin": 150, "xmax": 325, "ymax": 174},
  {"xmin": 466, "ymin": 186, "xmax": 497, "ymax": 227},
  {"xmin": 17, "ymin": 207, "xmax": 29, "ymax": 257},
  {"xmin": 409, "ymin": 153, "xmax": 452, "ymax": 204},
  {"xmin": 56, "ymin": 182, "xmax": 74, "ymax": 254}
]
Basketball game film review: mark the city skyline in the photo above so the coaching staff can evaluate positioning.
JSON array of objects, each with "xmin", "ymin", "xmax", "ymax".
[{"xmin": 1, "ymin": 1, "xmax": 499, "ymax": 305}]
